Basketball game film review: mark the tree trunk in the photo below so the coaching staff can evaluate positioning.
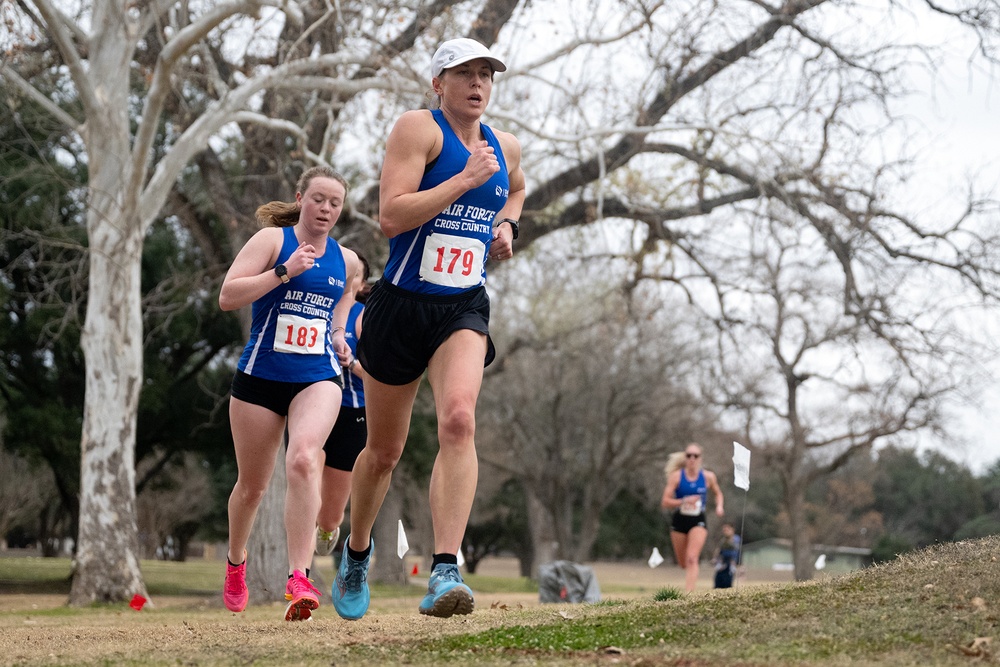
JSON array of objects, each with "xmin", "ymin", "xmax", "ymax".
[
  {"xmin": 70, "ymin": 199, "xmax": 147, "ymax": 604},
  {"xmin": 69, "ymin": 39, "xmax": 148, "ymax": 600},
  {"xmin": 572, "ymin": 495, "xmax": 603, "ymax": 563},
  {"xmin": 246, "ymin": 444, "xmax": 289, "ymax": 604},
  {"xmin": 371, "ymin": 486, "xmax": 407, "ymax": 585},
  {"xmin": 515, "ymin": 540, "xmax": 534, "ymax": 578},
  {"xmin": 525, "ymin": 489, "xmax": 558, "ymax": 579},
  {"xmin": 787, "ymin": 483, "xmax": 814, "ymax": 582}
]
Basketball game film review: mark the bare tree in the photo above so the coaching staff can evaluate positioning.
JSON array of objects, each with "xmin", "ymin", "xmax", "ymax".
[
  {"xmin": 135, "ymin": 453, "xmax": 213, "ymax": 560},
  {"xmin": 479, "ymin": 256, "xmax": 713, "ymax": 575},
  {"xmin": 691, "ymin": 210, "xmax": 979, "ymax": 579},
  {"xmin": 0, "ymin": 447, "xmax": 57, "ymax": 549},
  {"xmin": 0, "ymin": 0, "xmax": 519, "ymax": 602},
  {"xmin": 808, "ymin": 476, "xmax": 884, "ymax": 550},
  {"xmin": 476, "ymin": 0, "xmax": 997, "ymax": 580}
]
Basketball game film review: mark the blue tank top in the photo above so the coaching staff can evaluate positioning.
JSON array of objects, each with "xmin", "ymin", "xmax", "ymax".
[
  {"xmin": 341, "ymin": 302, "xmax": 364, "ymax": 408},
  {"xmin": 383, "ymin": 109, "xmax": 510, "ymax": 295},
  {"xmin": 237, "ymin": 226, "xmax": 347, "ymax": 382},
  {"xmin": 676, "ymin": 469, "xmax": 707, "ymax": 510}
]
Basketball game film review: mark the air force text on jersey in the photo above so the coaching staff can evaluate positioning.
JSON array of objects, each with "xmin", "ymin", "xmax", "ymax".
[
  {"xmin": 282, "ymin": 289, "xmax": 341, "ymax": 318},
  {"xmin": 434, "ymin": 203, "xmax": 495, "ymax": 235}
]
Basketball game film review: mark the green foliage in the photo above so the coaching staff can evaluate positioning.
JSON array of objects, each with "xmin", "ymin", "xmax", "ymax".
[
  {"xmin": 734, "ymin": 467, "xmax": 783, "ymax": 542},
  {"xmin": 871, "ymin": 534, "xmax": 915, "ymax": 563},
  {"xmin": 0, "ymin": 95, "xmax": 89, "ymax": 545},
  {"xmin": 198, "ymin": 456, "xmax": 239, "ymax": 544},
  {"xmin": 464, "ymin": 479, "xmax": 531, "ymax": 573},
  {"xmin": 0, "ymin": 94, "xmax": 241, "ymax": 551},
  {"xmin": 135, "ymin": 217, "xmax": 241, "ymax": 484},
  {"xmin": 398, "ymin": 387, "xmax": 438, "ymax": 483},
  {"xmin": 5, "ymin": 48, "xmax": 1000, "ymax": 568},
  {"xmin": 652, "ymin": 586, "xmax": 683, "ymax": 601},
  {"xmin": 872, "ymin": 447, "xmax": 985, "ymax": 546},
  {"xmin": 954, "ymin": 514, "xmax": 1000, "ymax": 541},
  {"xmin": 593, "ymin": 489, "xmax": 666, "ymax": 559},
  {"xmin": 978, "ymin": 459, "xmax": 1000, "ymax": 508}
]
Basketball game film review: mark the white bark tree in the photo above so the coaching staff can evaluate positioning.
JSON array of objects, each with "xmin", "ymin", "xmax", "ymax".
[{"xmin": 0, "ymin": 0, "xmax": 397, "ymax": 604}]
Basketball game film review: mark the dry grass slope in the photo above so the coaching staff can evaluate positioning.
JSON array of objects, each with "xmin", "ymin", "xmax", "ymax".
[{"xmin": 0, "ymin": 536, "xmax": 997, "ymax": 666}]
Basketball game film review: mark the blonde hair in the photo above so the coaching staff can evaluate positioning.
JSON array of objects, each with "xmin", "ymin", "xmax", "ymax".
[
  {"xmin": 664, "ymin": 442, "xmax": 703, "ymax": 481},
  {"xmin": 664, "ymin": 452, "xmax": 687, "ymax": 481},
  {"xmin": 255, "ymin": 166, "xmax": 349, "ymax": 228}
]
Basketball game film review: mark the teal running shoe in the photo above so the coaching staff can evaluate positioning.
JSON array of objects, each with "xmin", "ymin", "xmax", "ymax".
[
  {"xmin": 418, "ymin": 563, "xmax": 474, "ymax": 617},
  {"xmin": 332, "ymin": 535, "xmax": 371, "ymax": 620}
]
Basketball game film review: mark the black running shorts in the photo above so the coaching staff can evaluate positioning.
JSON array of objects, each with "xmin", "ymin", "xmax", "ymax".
[
  {"xmin": 230, "ymin": 369, "xmax": 343, "ymax": 417},
  {"xmin": 356, "ymin": 279, "xmax": 496, "ymax": 386},
  {"xmin": 671, "ymin": 511, "xmax": 708, "ymax": 534},
  {"xmin": 322, "ymin": 406, "xmax": 367, "ymax": 471}
]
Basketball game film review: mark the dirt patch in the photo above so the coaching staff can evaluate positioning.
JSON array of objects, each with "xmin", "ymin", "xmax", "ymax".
[
  {"xmin": 0, "ymin": 591, "xmax": 557, "ymax": 666},
  {"xmin": 0, "ymin": 558, "xmax": 792, "ymax": 666}
]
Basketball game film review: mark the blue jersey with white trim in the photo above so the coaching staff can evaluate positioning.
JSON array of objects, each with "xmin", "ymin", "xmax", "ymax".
[
  {"xmin": 383, "ymin": 109, "xmax": 509, "ymax": 295},
  {"xmin": 341, "ymin": 301, "xmax": 365, "ymax": 408},
  {"xmin": 237, "ymin": 226, "xmax": 347, "ymax": 382},
  {"xmin": 676, "ymin": 469, "xmax": 708, "ymax": 507}
]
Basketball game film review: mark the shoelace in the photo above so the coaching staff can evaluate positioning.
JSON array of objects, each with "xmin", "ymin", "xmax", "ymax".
[
  {"xmin": 225, "ymin": 564, "xmax": 245, "ymax": 594},
  {"xmin": 289, "ymin": 573, "xmax": 322, "ymax": 598},
  {"xmin": 432, "ymin": 566, "xmax": 462, "ymax": 584},
  {"xmin": 341, "ymin": 559, "xmax": 368, "ymax": 592}
]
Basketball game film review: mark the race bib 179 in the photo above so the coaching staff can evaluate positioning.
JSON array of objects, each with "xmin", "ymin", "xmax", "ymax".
[{"xmin": 419, "ymin": 232, "xmax": 485, "ymax": 288}]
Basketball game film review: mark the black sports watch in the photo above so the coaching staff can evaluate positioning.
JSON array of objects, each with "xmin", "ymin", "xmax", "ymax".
[
  {"xmin": 274, "ymin": 264, "xmax": 290, "ymax": 284},
  {"xmin": 497, "ymin": 217, "xmax": 519, "ymax": 240}
]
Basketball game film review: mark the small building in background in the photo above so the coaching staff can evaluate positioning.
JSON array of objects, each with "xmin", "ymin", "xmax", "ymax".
[{"xmin": 741, "ymin": 538, "xmax": 872, "ymax": 574}]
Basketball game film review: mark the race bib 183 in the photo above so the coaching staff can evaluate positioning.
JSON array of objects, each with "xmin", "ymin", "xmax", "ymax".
[
  {"xmin": 273, "ymin": 313, "xmax": 327, "ymax": 355},
  {"xmin": 419, "ymin": 232, "xmax": 486, "ymax": 288}
]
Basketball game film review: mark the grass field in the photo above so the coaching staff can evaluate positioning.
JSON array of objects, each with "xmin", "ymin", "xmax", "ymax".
[{"xmin": 0, "ymin": 537, "xmax": 997, "ymax": 666}]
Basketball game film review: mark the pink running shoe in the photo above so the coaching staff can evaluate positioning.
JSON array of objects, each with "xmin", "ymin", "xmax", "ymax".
[
  {"xmin": 284, "ymin": 570, "xmax": 322, "ymax": 621},
  {"xmin": 223, "ymin": 550, "xmax": 248, "ymax": 612}
]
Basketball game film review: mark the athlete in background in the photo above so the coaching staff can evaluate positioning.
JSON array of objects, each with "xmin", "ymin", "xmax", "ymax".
[
  {"xmin": 661, "ymin": 442, "xmax": 725, "ymax": 593},
  {"xmin": 315, "ymin": 253, "xmax": 372, "ymax": 557}
]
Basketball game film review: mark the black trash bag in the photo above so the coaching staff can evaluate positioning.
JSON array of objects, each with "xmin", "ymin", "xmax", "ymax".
[{"xmin": 538, "ymin": 560, "xmax": 601, "ymax": 603}]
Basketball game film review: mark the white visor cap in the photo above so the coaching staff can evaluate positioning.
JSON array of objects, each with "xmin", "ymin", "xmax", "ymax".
[{"xmin": 431, "ymin": 38, "xmax": 506, "ymax": 79}]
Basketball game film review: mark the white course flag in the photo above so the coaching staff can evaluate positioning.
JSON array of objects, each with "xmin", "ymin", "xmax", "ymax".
[
  {"xmin": 733, "ymin": 441, "xmax": 751, "ymax": 491},
  {"xmin": 648, "ymin": 546, "xmax": 664, "ymax": 568},
  {"xmin": 397, "ymin": 519, "xmax": 409, "ymax": 559},
  {"xmin": 457, "ymin": 546, "xmax": 466, "ymax": 567}
]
